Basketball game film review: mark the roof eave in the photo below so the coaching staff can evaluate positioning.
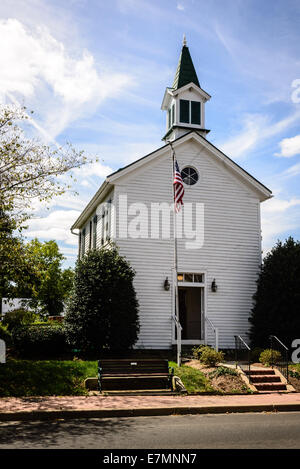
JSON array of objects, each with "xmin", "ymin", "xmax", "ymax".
[
  {"xmin": 161, "ymin": 87, "xmax": 174, "ymax": 110},
  {"xmin": 173, "ymin": 82, "xmax": 211, "ymax": 101},
  {"xmin": 192, "ymin": 131, "xmax": 272, "ymax": 200}
]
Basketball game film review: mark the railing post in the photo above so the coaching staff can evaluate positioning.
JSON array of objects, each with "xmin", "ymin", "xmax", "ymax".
[
  {"xmin": 269, "ymin": 335, "xmax": 289, "ymax": 383},
  {"xmin": 234, "ymin": 335, "xmax": 251, "ymax": 376},
  {"xmin": 286, "ymin": 348, "xmax": 289, "ymax": 383},
  {"xmin": 234, "ymin": 335, "xmax": 238, "ymax": 369},
  {"xmin": 215, "ymin": 327, "xmax": 219, "ymax": 352},
  {"xmin": 248, "ymin": 348, "xmax": 251, "ymax": 379},
  {"xmin": 270, "ymin": 335, "xmax": 274, "ymax": 369}
]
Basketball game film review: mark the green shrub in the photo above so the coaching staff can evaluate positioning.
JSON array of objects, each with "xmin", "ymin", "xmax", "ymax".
[
  {"xmin": 259, "ymin": 349, "xmax": 282, "ymax": 366},
  {"xmin": 2, "ymin": 308, "xmax": 37, "ymax": 331},
  {"xmin": 249, "ymin": 237, "xmax": 300, "ymax": 347},
  {"xmin": 0, "ymin": 323, "xmax": 12, "ymax": 346},
  {"xmin": 209, "ymin": 366, "xmax": 238, "ymax": 378},
  {"xmin": 12, "ymin": 323, "xmax": 68, "ymax": 358},
  {"xmin": 192, "ymin": 345, "xmax": 207, "ymax": 360},
  {"xmin": 65, "ymin": 247, "xmax": 139, "ymax": 354},
  {"xmin": 198, "ymin": 346, "xmax": 224, "ymax": 367}
]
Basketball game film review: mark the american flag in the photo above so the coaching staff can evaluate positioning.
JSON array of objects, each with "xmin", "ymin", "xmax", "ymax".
[{"xmin": 173, "ymin": 160, "xmax": 184, "ymax": 212}]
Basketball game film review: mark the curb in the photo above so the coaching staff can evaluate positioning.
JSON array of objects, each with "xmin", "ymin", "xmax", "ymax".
[{"xmin": 1, "ymin": 403, "xmax": 300, "ymax": 421}]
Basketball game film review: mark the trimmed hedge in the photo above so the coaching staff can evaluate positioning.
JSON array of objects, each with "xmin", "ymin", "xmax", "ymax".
[{"xmin": 12, "ymin": 323, "xmax": 68, "ymax": 358}]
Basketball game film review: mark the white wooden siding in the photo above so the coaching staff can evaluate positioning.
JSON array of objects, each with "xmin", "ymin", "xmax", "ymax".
[
  {"xmin": 79, "ymin": 190, "xmax": 115, "ymax": 255},
  {"xmin": 113, "ymin": 138, "xmax": 261, "ymax": 349}
]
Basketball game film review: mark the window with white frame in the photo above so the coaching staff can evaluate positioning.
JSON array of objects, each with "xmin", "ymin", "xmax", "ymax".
[
  {"xmin": 177, "ymin": 273, "xmax": 204, "ymax": 283},
  {"xmin": 179, "ymin": 99, "xmax": 201, "ymax": 125}
]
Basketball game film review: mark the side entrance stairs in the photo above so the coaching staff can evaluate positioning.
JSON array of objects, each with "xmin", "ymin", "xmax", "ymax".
[{"xmin": 244, "ymin": 367, "xmax": 295, "ymax": 393}]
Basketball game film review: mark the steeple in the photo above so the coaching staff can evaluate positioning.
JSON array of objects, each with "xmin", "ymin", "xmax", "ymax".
[
  {"xmin": 172, "ymin": 37, "xmax": 200, "ymax": 90},
  {"xmin": 161, "ymin": 37, "xmax": 211, "ymax": 142}
]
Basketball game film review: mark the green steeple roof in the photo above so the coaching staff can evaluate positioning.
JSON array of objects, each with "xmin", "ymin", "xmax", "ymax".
[{"xmin": 172, "ymin": 44, "xmax": 200, "ymax": 90}]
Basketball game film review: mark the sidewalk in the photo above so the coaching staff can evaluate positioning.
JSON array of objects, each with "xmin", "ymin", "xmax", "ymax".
[{"xmin": 1, "ymin": 393, "xmax": 300, "ymax": 421}]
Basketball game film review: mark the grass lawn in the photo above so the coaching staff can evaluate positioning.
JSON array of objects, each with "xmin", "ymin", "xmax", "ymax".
[
  {"xmin": 0, "ymin": 359, "xmax": 216, "ymax": 397},
  {"xmin": 169, "ymin": 361, "xmax": 215, "ymax": 394},
  {"xmin": 0, "ymin": 360, "xmax": 98, "ymax": 397}
]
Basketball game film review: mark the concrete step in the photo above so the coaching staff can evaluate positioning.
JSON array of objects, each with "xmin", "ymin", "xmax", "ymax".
[
  {"xmin": 254, "ymin": 383, "xmax": 287, "ymax": 391},
  {"xmin": 101, "ymin": 389, "xmax": 178, "ymax": 396},
  {"xmin": 245, "ymin": 369, "xmax": 276, "ymax": 376},
  {"xmin": 250, "ymin": 375, "xmax": 281, "ymax": 383}
]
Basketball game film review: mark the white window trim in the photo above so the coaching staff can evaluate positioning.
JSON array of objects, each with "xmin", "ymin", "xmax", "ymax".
[{"xmin": 179, "ymin": 99, "xmax": 202, "ymax": 126}]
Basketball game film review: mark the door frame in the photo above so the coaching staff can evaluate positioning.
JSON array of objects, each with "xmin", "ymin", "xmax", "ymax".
[{"xmin": 172, "ymin": 271, "xmax": 207, "ymax": 345}]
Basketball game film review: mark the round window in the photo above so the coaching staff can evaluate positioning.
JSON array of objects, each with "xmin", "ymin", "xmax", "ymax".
[{"xmin": 181, "ymin": 166, "xmax": 199, "ymax": 186}]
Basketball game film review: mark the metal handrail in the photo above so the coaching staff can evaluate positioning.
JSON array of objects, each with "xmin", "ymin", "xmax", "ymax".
[
  {"xmin": 270, "ymin": 335, "xmax": 288, "ymax": 351},
  {"xmin": 235, "ymin": 335, "xmax": 251, "ymax": 351},
  {"xmin": 269, "ymin": 335, "xmax": 289, "ymax": 382},
  {"xmin": 205, "ymin": 317, "xmax": 219, "ymax": 351},
  {"xmin": 234, "ymin": 335, "xmax": 251, "ymax": 380},
  {"xmin": 172, "ymin": 315, "xmax": 182, "ymax": 329}
]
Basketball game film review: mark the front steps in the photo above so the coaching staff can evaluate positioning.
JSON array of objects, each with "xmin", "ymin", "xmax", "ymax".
[{"xmin": 245, "ymin": 368, "xmax": 293, "ymax": 393}]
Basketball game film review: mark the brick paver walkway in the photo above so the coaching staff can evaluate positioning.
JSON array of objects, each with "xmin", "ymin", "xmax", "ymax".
[{"xmin": 1, "ymin": 393, "xmax": 300, "ymax": 416}]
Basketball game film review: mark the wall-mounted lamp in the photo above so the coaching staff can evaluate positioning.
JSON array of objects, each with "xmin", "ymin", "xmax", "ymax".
[
  {"xmin": 211, "ymin": 279, "xmax": 218, "ymax": 292},
  {"xmin": 164, "ymin": 277, "xmax": 170, "ymax": 291}
]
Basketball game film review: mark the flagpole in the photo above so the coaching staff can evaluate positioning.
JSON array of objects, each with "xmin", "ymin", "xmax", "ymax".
[{"xmin": 169, "ymin": 141, "xmax": 181, "ymax": 367}]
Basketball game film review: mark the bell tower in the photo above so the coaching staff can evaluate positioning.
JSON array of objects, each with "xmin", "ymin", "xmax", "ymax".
[{"xmin": 161, "ymin": 36, "xmax": 211, "ymax": 142}]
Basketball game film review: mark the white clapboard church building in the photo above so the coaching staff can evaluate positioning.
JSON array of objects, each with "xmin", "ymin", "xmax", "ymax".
[{"xmin": 71, "ymin": 39, "xmax": 272, "ymax": 350}]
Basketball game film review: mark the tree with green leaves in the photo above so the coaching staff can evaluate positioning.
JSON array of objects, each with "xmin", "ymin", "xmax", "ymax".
[
  {"xmin": 0, "ymin": 211, "xmax": 38, "ymax": 307},
  {"xmin": 64, "ymin": 247, "xmax": 140, "ymax": 354},
  {"xmin": 23, "ymin": 239, "xmax": 74, "ymax": 317},
  {"xmin": 0, "ymin": 104, "xmax": 91, "ymax": 309},
  {"xmin": 249, "ymin": 237, "xmax": 300, "ymax": 348}
]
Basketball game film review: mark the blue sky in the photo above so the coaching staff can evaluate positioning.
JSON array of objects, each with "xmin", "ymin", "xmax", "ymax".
[{"xmin": 1, "ymin": 0, "xmax": 300, "ymax": 267}]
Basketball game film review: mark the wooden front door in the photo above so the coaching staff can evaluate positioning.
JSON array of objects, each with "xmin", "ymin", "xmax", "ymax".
[{"xmin": 178, "ymin": 287, "xmax": 202, "ymax": 340}]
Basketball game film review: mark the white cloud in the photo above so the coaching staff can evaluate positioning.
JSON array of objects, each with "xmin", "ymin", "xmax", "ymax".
[
  {"xmin": 276, "ymin": 134, "xmax": 300, "ymax": 158},
  {"xmin": 71, "ymin": 161, "xmax": 113, "ymax": 179},
  {"xmin": 73, "ymin": 140, "xmax": 161, "ymax": 168},
  {"xmin": 25, "ymin": 210, "xmax": 81, "ymax": 245},
  {"xmin": 30, "ymin": 192, "xmax": 89, "ymax": 213},
  {"xmin": 0, "ymin": 18, "xmax": 133, "ymax": 139},
  {"xmin": 218, "ymin": 110, "xmax": 300, "ymax": 160},
  {"xmin": 219, "ymin": 114, "xmax": 263, "ymax": 159},
  {"xmin": 261, "ymin": 196, "xmax": 300, "ymax": 253},
  {"xmin": 214, "ymin": 22, "xmax": 300, "ymax": 105},
  {"xmin": 283, "ymin": 162, "xmax": 300, "ymax": 178},
  {"xmin": 177, "ymin": 3, "xmax": 185, "ymax": 11},
  {"xmin": 262, "ymin": 197, "xmax": 300, "ymax": 214}
]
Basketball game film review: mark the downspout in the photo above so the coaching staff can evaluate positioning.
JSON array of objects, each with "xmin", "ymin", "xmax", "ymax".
[{"xmin": 71, "ymin": 228, "xmax": 79, "ymax": 237}]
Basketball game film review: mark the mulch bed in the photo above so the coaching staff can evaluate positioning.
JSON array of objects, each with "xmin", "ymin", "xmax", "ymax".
[
  {"xmin": 185, "ymin": 360, "xmax": 249, "ymax": 394},
  {"xmin": 289, "ymin": 376, "xmax": 300, "ymax": 392}
]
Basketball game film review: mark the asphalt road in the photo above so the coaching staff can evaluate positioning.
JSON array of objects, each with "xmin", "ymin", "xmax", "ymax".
[{"xmin": 0, "ymin": 412, "xmax": 300, "ymax": 449}]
